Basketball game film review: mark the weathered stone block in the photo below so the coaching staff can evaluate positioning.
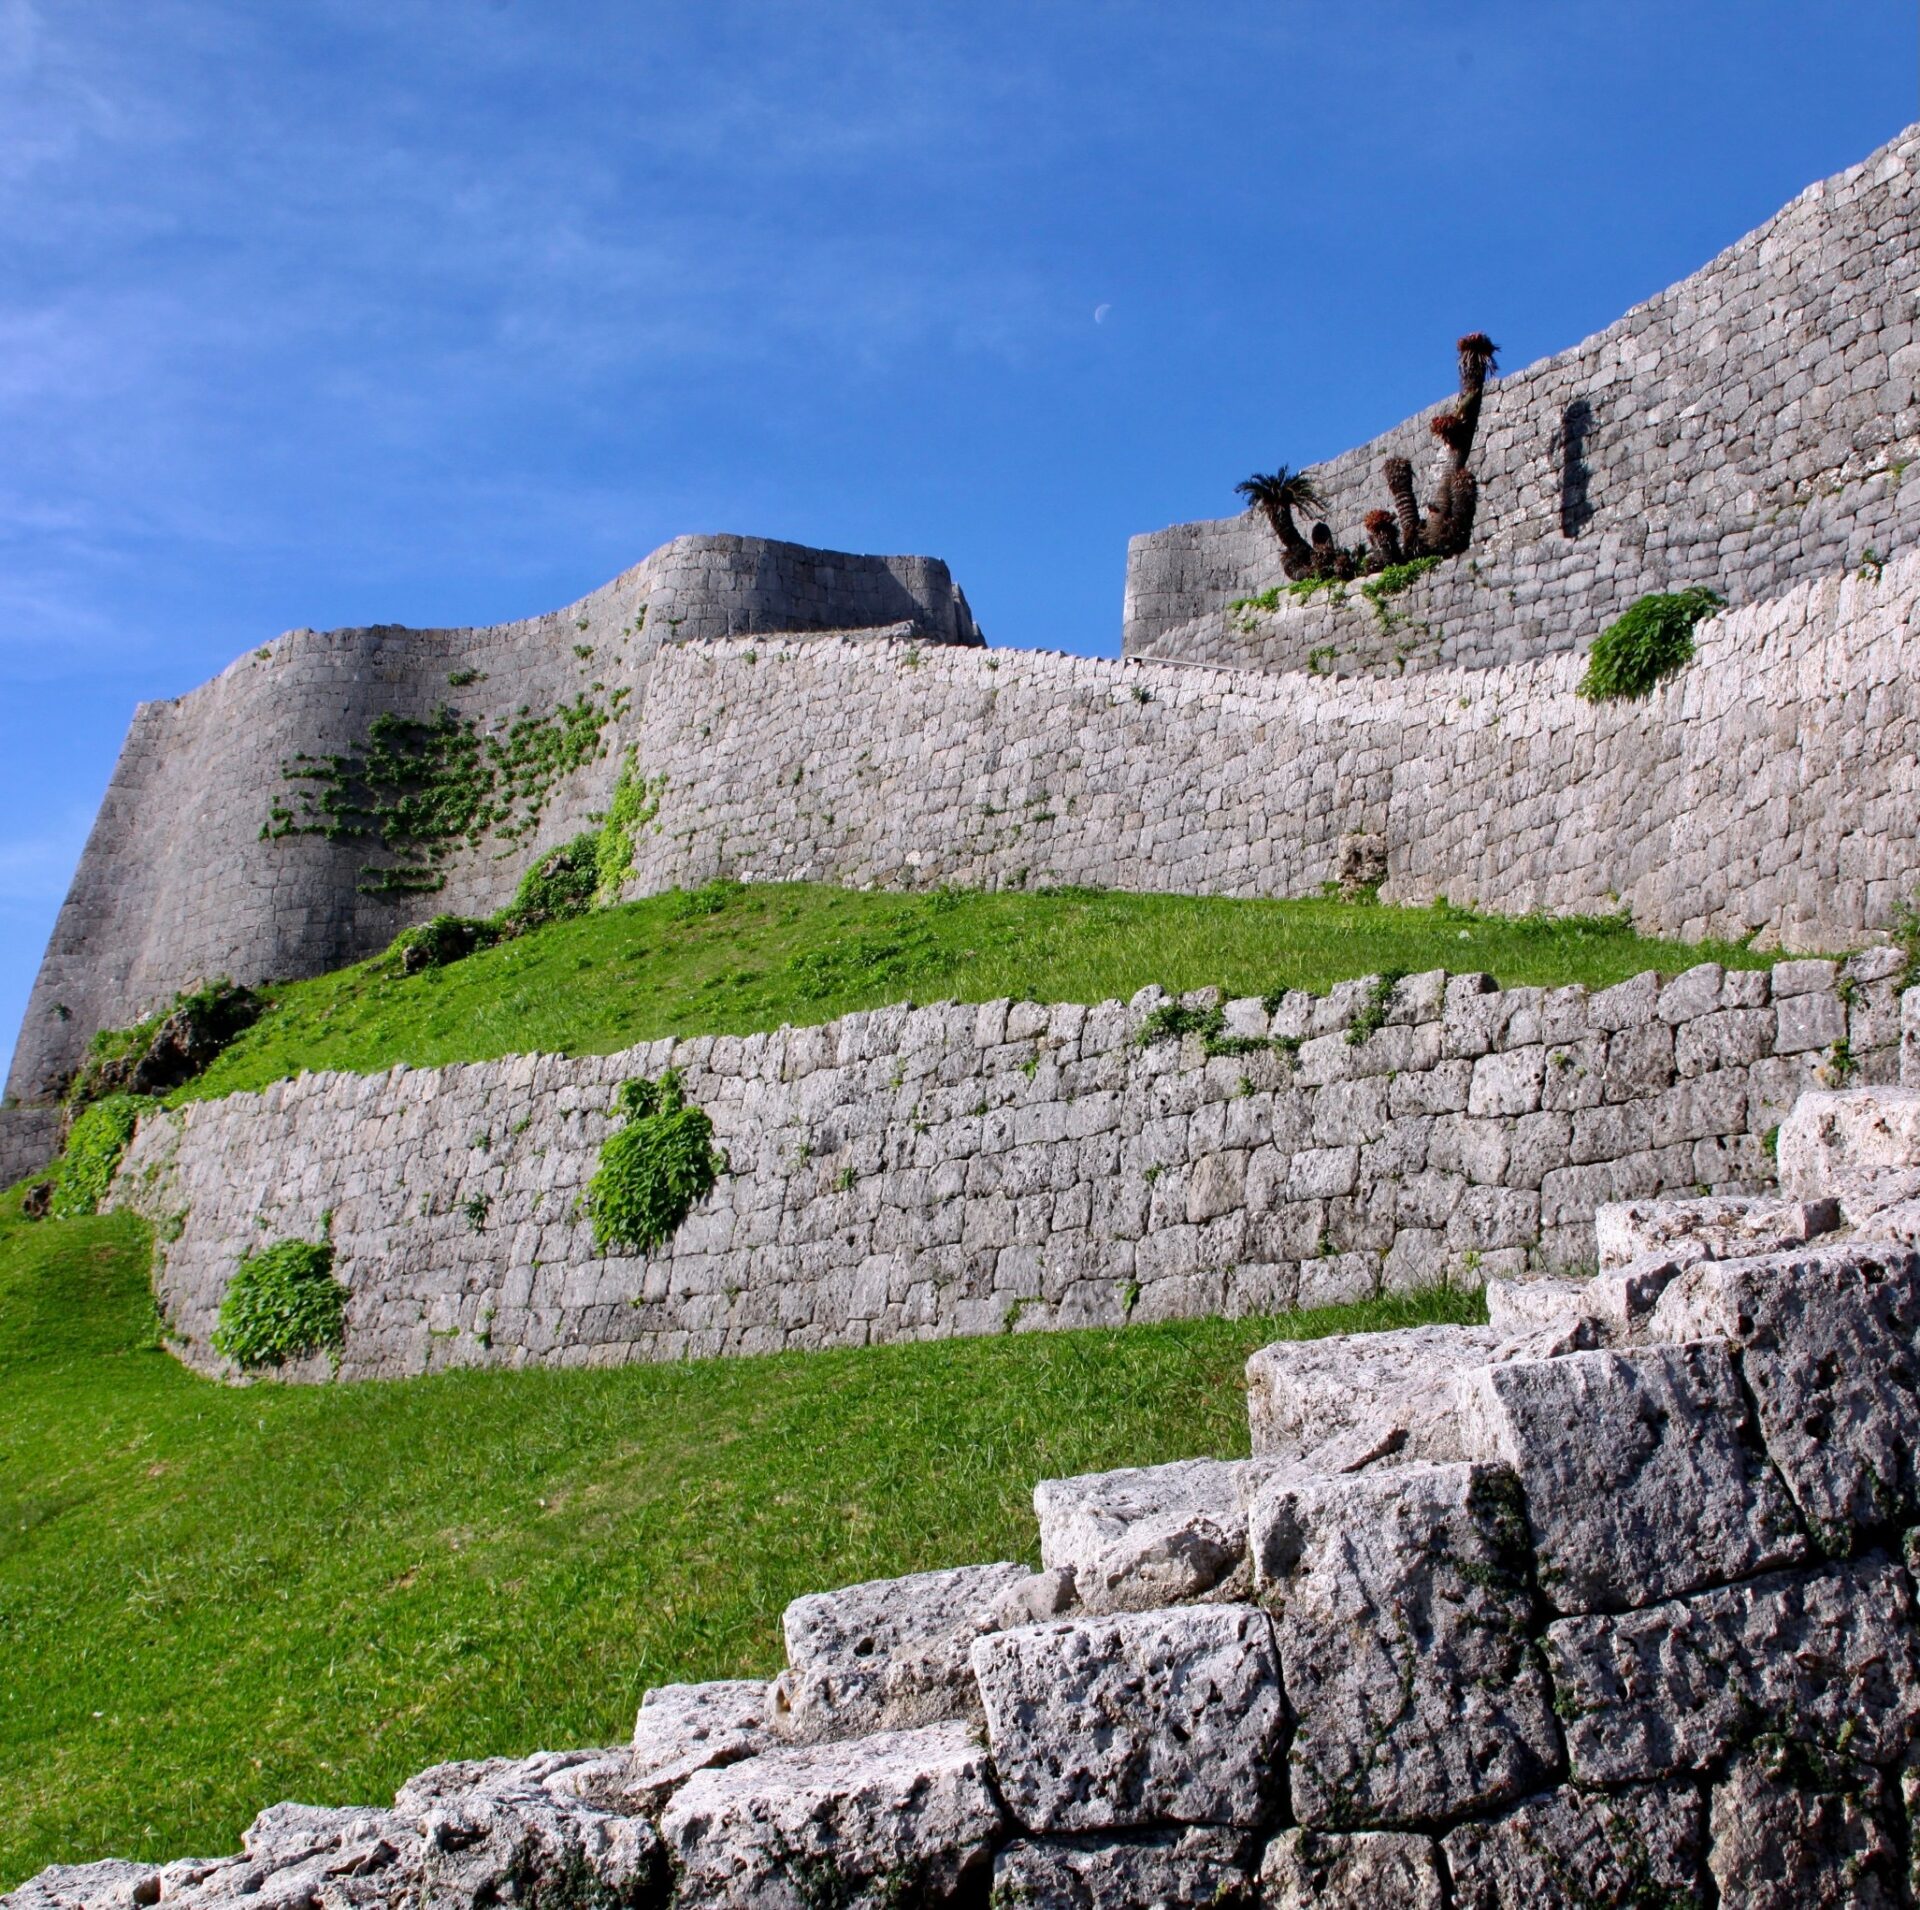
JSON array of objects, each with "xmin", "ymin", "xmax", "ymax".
[
  {"xmin": 770, "ymin": 1562, "xmax": 1031, "ymax": 1742},
  {"xmin": 1593, "ymin": 1194, "xmax": 1838, "ymax": 1269},
  {"xmin": 1245, "ymin": 1325, "xmax": 1505, "ymax": 1464},
  {"xmin": 989, "ymin": 1827, "xmax": 1255, "ymax": 1908},
  {"xmin": 1257, "ymin": 1828, "xmax": 1444, "ymax": 1907},
  {"xmin": 626, "ymin": 1679, "xmax": 774, "ymax": 1814},
  {"xmin": 1546, "ymin": 1556, "xmax": 1920, "ymax": 1784},
  {"xmin": 1461, "ymin": 1344, "xmax": 1807, "ymax": 1614},
  {"xmin": 969, "ymin": 1605, "xmax": 1284, "ymax": 1833},
  {"xmin": 1252, "ymin": 1463, "xmax": 1562, "ymax": 1828},
  {"xmin": 1643, "ymin": 1242, "xmax": 1920, "ymax": 1545},
  {"xmin": 1033, "ymin": 1457, "xmax": 1281, "ymax": 1615},
  {"xmin": 1708, "ymin": 1744, "xmax": 1902, "ymax": 1908},
  {"xmin": 1777, "ymin": 1087, "xmax": 1920, "ymax": 1197},
  {"xmin": 1442, "ymin": 1781, "xmax": 1707, "ymax": 1909},
  {"xmin": 660, "ymin": 1722, "xmax": 1003, "ymax": 1909}
]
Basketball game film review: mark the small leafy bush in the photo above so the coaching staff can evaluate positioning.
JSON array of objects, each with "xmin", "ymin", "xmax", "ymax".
[
  {"xmin": 1136, "ymin": 1001, "xmax": 1224, "ymax": 1047},
  {"xmin": 1577, "ymin": 588, "xmax": 1723, "ymax": 701},
  {"xmin": 586, "ymin": 1070, "xmax": 724, "ymax": 1255},
  {"xmin": 389, "ymin": 914, "xmax": 500, "ymax": 974},
  {"xmin": 505, "ymin": 834, "xmax": 599, "ymax": 929},
  {"xmin": 68, "ymin": 979, "xmax": 261, "ymax": 1105},
  {"xmin": 51, "ymin": 1095, "xmax": 155, "ymax": 1218},
  {"xmin": 212, "ymin": 1239, "xmax": 347, "ymax": 1369}
]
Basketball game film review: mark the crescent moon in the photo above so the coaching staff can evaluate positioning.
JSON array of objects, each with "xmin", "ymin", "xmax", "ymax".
[{"xmin": 1094, "ymin": 303, "xmax": 1112, "ymax": 324}]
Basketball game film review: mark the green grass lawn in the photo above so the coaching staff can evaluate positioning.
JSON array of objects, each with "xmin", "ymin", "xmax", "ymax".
[
  {"xmin": 182, "ymin": 880, "xmax": 1790, "ymax": 1104},
  {"xmin": 0, "ymin": 1184, "xmax": 1485, "ymax": 1888}
]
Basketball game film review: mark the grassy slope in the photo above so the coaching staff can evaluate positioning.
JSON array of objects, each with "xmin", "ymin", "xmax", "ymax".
[
  {"xmin": 0, "ymin": 1187, "xmax": 1484, "ymax": 1887},
  {"xmin": 183, "ymin": 881, "xmax": 1787, "ymax": 1103}
]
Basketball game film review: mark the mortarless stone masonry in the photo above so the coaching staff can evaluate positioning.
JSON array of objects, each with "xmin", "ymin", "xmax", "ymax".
[
  {"xmin": 106, "ymin": 955, "xmax": 1902, "ymax": 1382},
  {"xmin": 624, "ymin": 550, "xmax": 1920, "ymax": 954},
  {"xmin": 5, "ymin": 535, "xmax": 978, "ymax": 1111},
  {"xmin": 22, "ymin": 1119, "xmax": 1920, "ymax": 1906},
  {"xmin": 1123, "ymin": 125, "xmax": 1920, "ymax": 676}
]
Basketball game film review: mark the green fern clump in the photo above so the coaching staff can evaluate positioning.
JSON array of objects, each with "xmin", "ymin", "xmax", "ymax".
[
  {"xmin": 586, "ymin": 1069, "xmax": 724, "ymax": 1256},
  {"xmin": 51, "ymin": 1095, "xmax": 156, "ymax": 1218},
  {"xmin": 594, "ymin": 753, "xmax": 664, "ymax": 904},
  {"xmin": 1577, "ymin": 588, "xmax": 1724, "ymax": 701},
  {"xmin": 212, "ymin": 1240, "xmax": 346, "ymax": 1369}
]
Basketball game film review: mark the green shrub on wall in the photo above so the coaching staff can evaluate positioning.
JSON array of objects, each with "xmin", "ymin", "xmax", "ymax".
[
  {"xmin": 595, "ymin": 752, "xmax": 664, "ymax": 904},
  {"xmin": 212, "ymin": 1240, "xmax": 347, "ymax": 1370},
  {"xmin": 586, "ymin": 1069, "xmax": 724, "ymax": 1256},
  {"xmin": 505, "ymin": 834, "xmax": 600, "ymax": 929},
  {"xmin": 51, "ymin": 1095, "xmax": 156, "ymax": 1218},
  {"xmin": 1577, "ymin": 587, "xmax": 1724, "ymax": 701}
]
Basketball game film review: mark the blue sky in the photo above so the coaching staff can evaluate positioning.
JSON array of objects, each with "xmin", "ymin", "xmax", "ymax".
[{"xmin": 2, "ymin": 0, "xmax": 1915, "ymax": 1082}]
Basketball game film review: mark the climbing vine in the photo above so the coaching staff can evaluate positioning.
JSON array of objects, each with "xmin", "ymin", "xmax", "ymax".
[{"xmin": 264, "ymin": 689, "xmax": 630, "ymax": 900}]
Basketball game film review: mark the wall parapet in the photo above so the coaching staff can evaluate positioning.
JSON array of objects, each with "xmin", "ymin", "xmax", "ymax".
[{"xmin": 111, "ymin": 951, "xmax": 1903, "ymax": 1382}]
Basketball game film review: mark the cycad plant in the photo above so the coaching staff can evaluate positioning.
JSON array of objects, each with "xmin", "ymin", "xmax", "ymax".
[{"xmin": 1237, "ymin": 332, "xmax": 1500, "ymax": 580}]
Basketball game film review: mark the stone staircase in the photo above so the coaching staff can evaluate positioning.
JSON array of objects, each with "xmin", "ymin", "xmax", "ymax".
[{"xmin": 15, "ymin": 1085, "xmax": 1920, "ymax": 1907}]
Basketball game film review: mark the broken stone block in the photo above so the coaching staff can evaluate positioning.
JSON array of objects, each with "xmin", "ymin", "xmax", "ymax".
[
  {"xmin": 1442, "ymin": 1781, "xmax": 1708, "ymax": 1909},
  {"xmin": 1460, "ymin": 1343, "xmax": 1807, "ymax": 1614},
  {"xmin": 624, "ymin": 1679, "xmax": 775, "ymax": 1815},
  {"xmin": 393, "ymin": 1751, "xmax": 666, "ymax": 1910},
  {"xmin": 1252, "ymin": 1462, "xmax": 1562, "ymax": 1829},
  {"xmin": 1708, "ymin": 1744, "xmax": 1902, "ymax": 1908},
  {"xmin": 989, "ymin": 1826, "xmax": 1255, "ymax": 1908},
  {"xmin": 1776, "ymin": 1087, "xmax": 1920, "ymax": 1199},
  {"xmin": 969, "ymin": 1604, "xmax": 1284, "ymax": 1833},
  {"xmin": 983, "ymin": 1566, "xmax": 1078, "ymax": 1629},
  {"xmin": 769, "ymin": 1561, "xmax": 1031, "ymax": 1743},
  {"xmin": 1257, "ymin": 1828, "xmax": 1445, "ymax": 1908},
  {"xmin": 1545, "ymin": 1555, "xmax": 1920, "ymax": 1784},
  {"xmin": 1487, "ymin": 1256, "xmax": 1689, "ymax": 1347},
  {"xmin": 1594, "ymin": 1194, "xmax": 1838, "ymax": 1268},
  {"xmin": 660, "ymin": 1721, "xmax": 1003, "ymax": 1910},
  {"xmin": 1245, "ymin": 1325, "xmax": 1507, "ymax": 1463},
  {"xmin": 0, "ymin": 1864, "xmax": 163, "ymax": 1910},
  {"xmin": 1032, "ymin": 1456, "xmax": 1284, "ymax": 1614},
  {"xmin": 1644, "ymin": 1242, "xmax": 1920, "ymax": 1546}
]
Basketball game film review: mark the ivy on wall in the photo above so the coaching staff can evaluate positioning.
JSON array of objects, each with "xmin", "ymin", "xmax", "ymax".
[{"xmin": 263, "ymin": 690, "xmax": 630, "ymax": 900}]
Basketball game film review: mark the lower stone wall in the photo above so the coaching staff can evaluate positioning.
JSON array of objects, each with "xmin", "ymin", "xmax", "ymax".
[
  {"xmin": 0, "ymin": 1107, "xmax": 62, "ymax": 1192},
  {"xmin": 110, "ymin": 953, "xmax": 1903, "ymax": 1381}
]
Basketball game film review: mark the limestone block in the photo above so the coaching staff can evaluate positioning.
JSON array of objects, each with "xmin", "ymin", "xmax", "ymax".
[
  {"xmin": 660, "ymin": 1722, "xmax": 1003, "ymax": 1909},
  {"xmin": 1253, "ymin": 1462, "xmax": 1562, "ymax": 1828},
  {"xmin": 392, "ymin": 1750, "xmax": 666, "ymax": 1909},
  {"xmin": 989, "ymin": 1827, "xmax": 1255, "ymax": 1908},
  {"xmin": 1460, "ymin": 1344, "xmax": 1807, "ymax": 1614},
  {"xmin": 1033, "ymin": 1456, "xmax": 1284, "ymax": 1615},
  {"xmin": 1643, "ymin": 1242, "xmax": 1920, "ymax": 1544},
  {"xmin": 1257, "ymin": 1828, "xmax": 1445, "ymax": 1907},
  {"xmin": 1, "ymin": 1864, "xmax": 164, "ymax": 1910},
  {"xmin": 1776, "ymin": 1087, "xmax": 1920, "ymax": 1197},
  {"xmin": 1485, "ymin": 1257, "xmax": 1683, "ymax": 1346},
  {"xmin": 1547, "ymin": 1555, "xmax": 1920, "ymax": 1785},
  {"xmin": 1593, "ymin": 1194, "xmax": 1839, "ymax": 1269},
  {"xmin": 1245, "ymin": 1325, "xmax": 1506, "ymax": 1464},
  {"xmin": 1708, "ymin": 1745, "xmax": 1901, "ymax": 1908},
  {"xmin": 1773, "ymin": 990, "xmax": 1848, "ymax": 1056},
  {"xmin": 1442, "ymin": 1782, "xmax": 1707, "ymax": 1909},
  {"xmin": 624, "ymin": 1679, "xmax": 774, "ymax": 1814},
  {"xmin": 770, "ymin": 1562, "xmax": 1031, "ymax": 1743},
  {"xmin": 969, "ymin": 1605, "xmax": 1284, "ymax": 1833}
]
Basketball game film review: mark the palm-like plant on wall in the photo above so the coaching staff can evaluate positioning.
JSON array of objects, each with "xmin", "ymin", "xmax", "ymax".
[{"xmin": 1239, "ymin": 332, "xmax": 1500, "ymax": 580}]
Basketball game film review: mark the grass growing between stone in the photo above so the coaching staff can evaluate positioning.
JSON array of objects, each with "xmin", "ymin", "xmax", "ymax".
[
  {"xmin": 180, "ymin": 881, "xmax": 1785, "ymax": 1103},
  {"xmin": 0, "ymin": 1188, "xmax": 1484, "ymax": 1886}
]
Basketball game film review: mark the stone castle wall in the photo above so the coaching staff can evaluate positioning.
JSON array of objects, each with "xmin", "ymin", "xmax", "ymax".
[
  {"xmin": 624, "ymin": 551, "xmax": 1920, "ymax": 954},
  {"xmin": 1123, "ymin": 125, "xmax": 1920, "ymax": 675},
  {"xmin": 5, "ymin": 536, "xmax": 977, "ymax": 1109},
  {"xmin": 110, "ymin": 953, "xmax": 1900, "ymax": 1381}
]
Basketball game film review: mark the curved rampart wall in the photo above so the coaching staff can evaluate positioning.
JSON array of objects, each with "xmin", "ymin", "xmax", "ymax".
[
  {"xmin": 625, "ymin": 552, "xmax": 1920, "ymax": 955},
  {"xmin": 1123, "ymin": 125, "xmax": 1920, "ymax": 674},
  {"xmin": 5, "ymin": 537, "xmax": 977, "ymax": 1108},
  {"xmin": 111, "ymin": 954, "xmax": 1899, "ymax": 1381}
]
